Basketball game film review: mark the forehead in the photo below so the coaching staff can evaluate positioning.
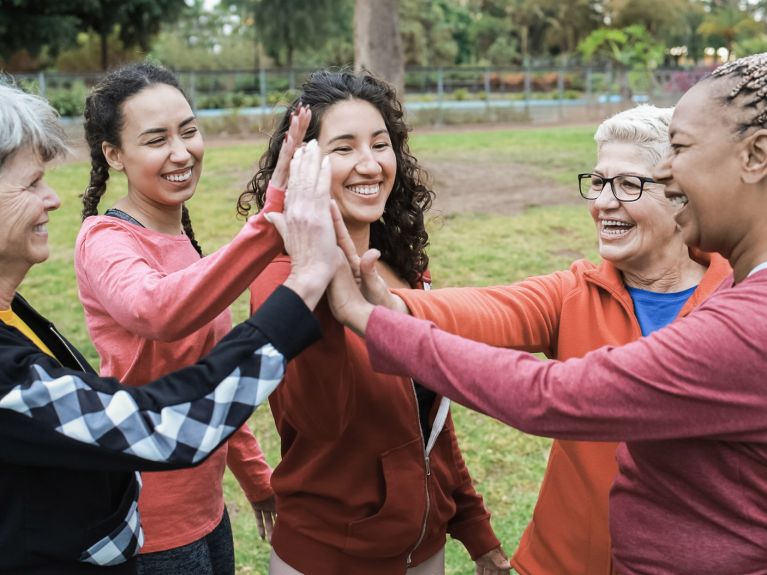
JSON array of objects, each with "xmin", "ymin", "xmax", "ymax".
[
  {"xmin": 318, "ymin": 98, "xmax": 387, "ymax": 139},
  {"xmin": 120, "ymin": 84, "xmax": 193, "ymax": 135},
  {"xmin": 595, "ymin": 141, "xmax": 654, "ymax": 174},
  {"xmin": 671, "ymin": 81, "xmax": 730, "ymax": 138},
  {"xmin": 0, "ymin": 146, "xmax": 44, "ymax": 185}
]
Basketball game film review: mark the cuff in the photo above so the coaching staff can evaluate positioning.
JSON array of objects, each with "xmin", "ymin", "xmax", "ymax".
[
  {"xmin": 263, "ymin": 182, "xmax": 286, "ymax": 213},
  {"xmin": 248, "ymin": 285, "xmax": 322, "ymax": 361}
]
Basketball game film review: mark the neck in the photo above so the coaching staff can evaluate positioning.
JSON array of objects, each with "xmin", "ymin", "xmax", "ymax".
[
  {"xmin": 348, "ymin": 222, "xmax": 372, "ymax": 258},
  {"xmin": 621, "ymin": 243, "xmax": 706, "ymax": 292},
  {"xmin": 114, "ymin": 194, "xmax": 183, "ymax": 236},
  {"xmin": 727, "ymin": 221, "xmax": 767, "ymax": 283},
  {"xmin": 0, "ymin": 264, "xmax": 26, "ymax": 310}
]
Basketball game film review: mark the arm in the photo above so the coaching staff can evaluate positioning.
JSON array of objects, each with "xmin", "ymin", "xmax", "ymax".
[
  {"xmin": 365, "ymin": 277, "xmax": 767, "ymax": 442},
  {"xmin": 251, "ymin": 259, "xmax": 353, "ymax": 440},
  {"xmin": 227, "ymin": 423, "xmax": 273, "ymax": 502},
  {"xmin": 75, "ymin": 184, "xmax": 285, "ymax": 342},
  {"xmin": 0, "ymin": 286, "xmax": 320, "ymax": 472},
  {"xmin": 393, "ymin": 270, "xmax": 577, "ymax": 354}
]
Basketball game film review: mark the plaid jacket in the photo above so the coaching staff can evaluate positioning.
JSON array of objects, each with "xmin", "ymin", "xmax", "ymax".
[{"xmin": 0, "ymin": 286, "xmax": 320, "ymax": 574}]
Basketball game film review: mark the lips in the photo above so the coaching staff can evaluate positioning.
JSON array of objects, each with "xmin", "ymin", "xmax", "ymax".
[
  {"xmin": 665, "ymin": 190, "xmax": 689, "ymax": 209},
  {"xmin": 162, "ymin": 167, "xmax": 193, "ymax": 183},
  {"xmin": 346, "ymin": 183, "xmax": 381, "ymax": 197},
  {"xmin": 33, "ymin": 222, "xmax": 48, "ymax": 233},
  {"xmin": 600, "ymin": 219, "xmax": 634, "ymax": 236}
]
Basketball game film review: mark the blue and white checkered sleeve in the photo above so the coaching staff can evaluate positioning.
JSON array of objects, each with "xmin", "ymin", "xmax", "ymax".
[{"xmin": 0, "ymin": 342, "xmax": 285, "ymax": 464}]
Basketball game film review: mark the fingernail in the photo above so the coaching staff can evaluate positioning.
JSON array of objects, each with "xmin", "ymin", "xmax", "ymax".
[{"xmin": 307, "ymin": 139, "xmax": 318, "ymax": 150}]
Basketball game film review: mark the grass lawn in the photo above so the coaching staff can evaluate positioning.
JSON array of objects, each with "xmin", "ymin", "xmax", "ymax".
[{"xmin": 24, "ymin": 125, "xmax": 600, "ymax": 574}]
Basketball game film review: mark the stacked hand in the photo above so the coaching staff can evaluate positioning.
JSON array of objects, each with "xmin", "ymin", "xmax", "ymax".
[{"xmin": 250, "ymin": 495, "xmax": 276, "ymax": 542}]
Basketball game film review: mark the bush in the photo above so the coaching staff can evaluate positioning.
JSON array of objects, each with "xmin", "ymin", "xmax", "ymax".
[{"xmin": 47, "ymin": 81, "xmax": 89, "ymax": 118}]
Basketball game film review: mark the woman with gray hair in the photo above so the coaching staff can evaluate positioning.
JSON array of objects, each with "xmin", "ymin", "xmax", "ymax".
[
  {"xmin": 348, "ymin": 104, "xmax": 730, "ymax": 574},
  {"xmin": 0, "ymin": 81, "xmax": 336, "ymax": 574}
]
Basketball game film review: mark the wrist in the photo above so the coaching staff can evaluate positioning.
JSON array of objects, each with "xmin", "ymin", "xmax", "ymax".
[{"xmin": 283, "ymin": 273, "xmax": 328, "ymax": 311}]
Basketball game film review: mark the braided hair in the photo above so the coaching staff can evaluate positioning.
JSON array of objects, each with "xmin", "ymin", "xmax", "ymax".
[
  {"xmin": 82, "ymin": 62, "xmax": 203, "ymax": 256},
  {"xmin": 710, "ymin": 52, "xmax": 767, "ymax": 135},
  {"xmin": 237, "ymin": 70, "xmax": 433, "ymax": 288}
]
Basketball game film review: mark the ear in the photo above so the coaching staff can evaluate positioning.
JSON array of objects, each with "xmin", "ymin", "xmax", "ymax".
[
  {"xmin": 102, "ymin": 141, "xmax": 124, "ymax": 171},
  {"xmin": 741, "ymin": 129, "xmax": 767, "ymax": 184}
]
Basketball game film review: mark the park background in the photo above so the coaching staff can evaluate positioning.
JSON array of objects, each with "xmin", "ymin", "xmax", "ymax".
[{"xmin": 2, "ymin": 0, "xmax": 764, "ymax": 573}]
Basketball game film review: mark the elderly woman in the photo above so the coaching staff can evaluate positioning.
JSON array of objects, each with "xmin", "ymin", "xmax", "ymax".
[
  {"xmin": 0, "ymin": 82, "xmax": 334, "ymax": 575},
  {"xmin": 339, "ymin": 104, "xmax": 730, "ymax": 574},
  {"xmin": 329, "ymin": 54, "xmax": 767, "ymax": 574}
]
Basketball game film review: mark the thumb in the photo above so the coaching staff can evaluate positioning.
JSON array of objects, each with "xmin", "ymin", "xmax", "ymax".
[{"xmin": 264, "ymin": 211, "xmax": 288, "ymax": 247}]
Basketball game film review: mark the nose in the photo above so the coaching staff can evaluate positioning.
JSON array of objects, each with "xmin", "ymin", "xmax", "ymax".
[
  {"xmin": 652, "ymin": 150, "xmax": 673, "ymax": 184},
  {"xmin": 354, "ymin": 147, "xmax": 382, "ymax": 176},
  {"xmin": 592, "ymin": 181, "xmax": 620, "ymax": 210},
  {"xmin": 169, "ymin": 135, "xmax": 192, "ymax": 163},
  {"xmin": 41, "ymin": 181, "xmax": 61, "ymax": 212}
]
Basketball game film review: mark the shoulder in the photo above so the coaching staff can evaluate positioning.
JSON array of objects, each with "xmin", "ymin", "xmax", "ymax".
[{"xmin": 76, "ymin": 215, "xmax": 139, "ymax": 249}]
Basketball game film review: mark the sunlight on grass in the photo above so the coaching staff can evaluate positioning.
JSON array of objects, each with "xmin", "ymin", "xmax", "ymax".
[{"xmin": 23, "ymin": 126, "xmax": 599, "ymax": 574}]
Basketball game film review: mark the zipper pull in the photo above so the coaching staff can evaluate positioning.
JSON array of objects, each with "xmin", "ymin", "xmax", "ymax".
[{"xmin": 424, "ymin": 455, "xmax": 431, "ymax": 476}]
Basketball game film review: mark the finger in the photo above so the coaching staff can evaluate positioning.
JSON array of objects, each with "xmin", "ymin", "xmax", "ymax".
[
  {"xmin": 286, "ymin": 146, "xmax": 305, "ymax": 209},
  {"xmin": 331, "ymin": 200, "xmax": 360, "ymax": 274},
  {"xmin": 303, "ymin": 139, "xmax": 323, "ymax": 197},
  {"xmin": 264, "ymin": 212, "xmax": 288, "ymax": 244},
  {"xmin": 256, "ymin": 512, "xmax": 266, "ymax": 540},
  {"xmin": 265, "ymin": 512, "xmax": 275, "ymax": 543}
]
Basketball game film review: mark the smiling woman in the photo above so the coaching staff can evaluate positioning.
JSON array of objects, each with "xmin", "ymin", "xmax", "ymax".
[{"xmin": 72, "ymin": 62, "xmax": 314, "ymax": 575}]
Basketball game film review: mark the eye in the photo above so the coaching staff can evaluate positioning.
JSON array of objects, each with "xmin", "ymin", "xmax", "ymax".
[
  {"xmin": 146, "ymin": 137, "xmax": 165, "ymax": 146},
  {"xmin": 183, "ymin": 127, "xmax": 198, "ymax": 138},
  {"xmin": 590, "ymin": 176, "xmax": 604, "ymax": 188},
  {"xmin": 332, "ymin": 145, "xmax": 352, "ymax": 154},
  {"xmin": 373, "ymin": 141, "xmax": 391, "ymax": 151}
]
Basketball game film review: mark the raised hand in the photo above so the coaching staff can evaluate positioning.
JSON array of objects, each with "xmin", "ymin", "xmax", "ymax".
[{"xmin": 270, "ymin": 103, "xmax": 312, "ymax": 190}]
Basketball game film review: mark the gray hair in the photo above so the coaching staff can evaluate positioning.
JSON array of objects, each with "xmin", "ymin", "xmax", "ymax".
[
  {"xmin": 594, "ymin": 104, "xmax": 673, "ymax": 166},
  {"xmin": 0, "ymin": 80, "xmax": 68, "ymax": 172}
]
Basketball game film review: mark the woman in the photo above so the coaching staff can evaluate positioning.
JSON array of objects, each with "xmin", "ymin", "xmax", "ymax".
[
  {"xmin": 353, "ymin": 105, "xmax": 731, "ymax": 574},
  {"xmin": 74, "ymin": 62, "xmax": 309, "ymax": 573},
  {"xmin": 330, "ymin": 54, "xmax": 767, "ymax": 574},
  {"xmin": 240, "ymin": 70, "xmax": 509, "ymax": 575},
  {"xmin": 0, "ymin": 80, "xmax": 335, "ymax": 574}
]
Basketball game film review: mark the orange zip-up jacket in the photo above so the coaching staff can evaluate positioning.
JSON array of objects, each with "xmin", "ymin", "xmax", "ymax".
[
  {"xmin": 250, "ymin": 256, "xmax": 501, "ymax": 575},
  {"xmin": 394, "ymin": 251, "xmax": 731, "ymax": 575}
]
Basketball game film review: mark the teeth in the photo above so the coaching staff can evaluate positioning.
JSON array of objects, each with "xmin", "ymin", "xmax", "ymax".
[
  {"xmin": 33, "ymin": 223, "xmax": 47, "ymax": 233},
  {"xmin": 164, "ymin": 168, "xmax": 192, "ymax": 183},
  {"xmin": 668, "ymin": 194, "xmax": 688, "ymax": 208},
  {"xmin": 347, "ymin": 184, "xmax": 379, "ymax": 196}
]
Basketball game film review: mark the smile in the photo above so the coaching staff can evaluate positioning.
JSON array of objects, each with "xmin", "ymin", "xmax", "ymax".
[
  {"xmin": 33, "ymin": 223, "xmax": 48, "ymax": 233},
  {"xmin": 666, "ymin": 192, "xmax": 689, "ymax": 209},
  {"xmin": 346, "ymin": 184, "xmax": 380, "ymax": 196},
  {"xmin": 600, "ymin": 219, "xmax": 634, "ymax": 236},
  {"xmin": 163, "ymin": 168, "xmax": 192, "ymax": 183}
]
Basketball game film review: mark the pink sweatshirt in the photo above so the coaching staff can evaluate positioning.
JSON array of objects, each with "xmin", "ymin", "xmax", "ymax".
[
  {"xmin": 366, "ymin": 269, "xmax": 767, "ymax": 574},
  {"xmin": 73, "ymin": 186, "xmax": 284, "ymax": 553}
]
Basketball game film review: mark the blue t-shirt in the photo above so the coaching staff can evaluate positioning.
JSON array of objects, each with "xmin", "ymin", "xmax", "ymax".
[{"xmin": 625, "ymin": 285, "xmax": 697, "ymax": 336}]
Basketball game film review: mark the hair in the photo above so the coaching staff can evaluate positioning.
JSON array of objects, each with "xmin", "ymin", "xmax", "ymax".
[
  {"xmin": 0, "ymin": 80, "xmax": 68, "ymax": 173},
  {"xmin": 237, "ymin": 70, "xmax": 433, "ymax": 287},
  {"xmin": 594, "ymin": 104, "xmax": 674, "ymax": 166},
  {"xmin": 82, "ymin": 62, "xmax": 203, "ymax": 256},
  {"xmin": 709, "ymin": 52, "xmax": 767, "ymax": 136}
]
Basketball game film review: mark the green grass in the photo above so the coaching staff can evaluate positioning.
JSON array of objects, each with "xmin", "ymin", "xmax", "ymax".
[{"xmin": 22, "ymin": 125, "xmax": 600, "ymax": 574}]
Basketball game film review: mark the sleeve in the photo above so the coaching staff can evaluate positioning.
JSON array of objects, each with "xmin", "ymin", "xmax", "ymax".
[
  {"xmin": 0, "ymin": 285, "xmax": 321, "ymax": 472},
  {"xmin": 393, "ymin": 269, "xmax": 577, "ymax": 355},
  {"xmin": 443, "ymin": 413, "xmax": 501, "ymax": 559},
  {"xmin": 365, "ymin": 281, "xmax": 767, "ymax": 443},
  {"xmin": 226, "ymin": 422, "xmax": 274, "ymax": 502},
  {"xmin": 250, "ymin": 259, "xmax": 354, "ymax": 440},
  {"xmin": 75, "ymin": 184, "xmax": 285, "ymax": 342}
]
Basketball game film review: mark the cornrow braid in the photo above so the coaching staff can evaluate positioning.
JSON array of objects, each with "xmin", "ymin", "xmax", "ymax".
[
  {"xmin": 711, "ymin": 52, "xmax": 767, "ymax": 133},
  {"xmin": 181, "ymin": 204, "xmax": 203, "ymax": 257}
]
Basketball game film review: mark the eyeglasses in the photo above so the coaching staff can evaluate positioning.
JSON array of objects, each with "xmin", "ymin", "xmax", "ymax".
[{"xmin": 578, "ymin": 173, "xmax": 656, "ymax": 202}]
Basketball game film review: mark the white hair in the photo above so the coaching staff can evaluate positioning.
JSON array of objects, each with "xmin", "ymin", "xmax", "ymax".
[
  {"xmin": 594, "ymin": 104, "xmax": 673, "ymax": 166},
  {"xmin": 0, "ymin": 80, "xmax": 68, "ymax": 172}
]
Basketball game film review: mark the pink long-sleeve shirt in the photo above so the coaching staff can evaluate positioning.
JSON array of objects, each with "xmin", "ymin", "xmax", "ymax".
[
  {"xmin": 74, "ymin": 187, "xmax": 284, "ymax": 552},
  {"xmin": 366, "ymin": 268, "xmax": 767, "ymax": 575}
]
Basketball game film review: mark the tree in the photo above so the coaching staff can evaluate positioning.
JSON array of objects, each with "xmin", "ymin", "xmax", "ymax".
[
  {"xmin": 354, "ymin": 0, "xmax": 405, "ymax": 94},
  {"xmin": 698, "ymin": 3, "xmax": 761, "ymax": 60},
  {"xmin": 0, "ymin": 0, "xmax": 81, "ymax": 65}
]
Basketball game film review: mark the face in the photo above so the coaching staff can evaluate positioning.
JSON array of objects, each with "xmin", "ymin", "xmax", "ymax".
[
  {"xmin": 317, "ymin": 98, "xmax": 397, "ymax": 231},
  {"xmin": 0, "ymin": 147, "xmax": 61, "ymax": 273},
  {"xmin": 104, "ymin": 83, "xmax": 203, "ymax": 208},
  {"xmin": 653, "ymin": 82, "xmax": 744, "ymax": 255},
  {"xmin": 588, "ymin": 141, "xmax": 680, "ymax": 273}
]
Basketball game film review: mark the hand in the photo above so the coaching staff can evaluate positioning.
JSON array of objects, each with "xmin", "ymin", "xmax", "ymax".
[
  {"xmin": 250, "ymin": 496, "xmax": 276, "ymax": 543},
  {"xmin": 268, "ymin": 140, "xmax": 337, "ymax": 310},
  {"xmin": 270, "ymin": 104, "xmax": 311, "ymax": 190},
  {"xmin": 327, "ymin": 247, "xmax": 375, "ymax": 337},
  {"xmin": 475, "ymin": 546, "xmax": 511, "ymax": 575}
]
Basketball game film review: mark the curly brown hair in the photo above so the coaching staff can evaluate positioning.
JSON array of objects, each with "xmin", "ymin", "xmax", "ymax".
[{"xmin": 237, "ymin": 70, "xmax": 433, "ymax": 287}]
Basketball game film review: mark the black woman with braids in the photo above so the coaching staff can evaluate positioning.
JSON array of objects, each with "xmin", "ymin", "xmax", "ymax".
[
  {"xmin": 74, "ymin": 62, "xmax": 312, "ymax": 574},
  {"xmin": 325, "ymin": 54, "xmax": 767, "ymax": 575},
  {"xmin": 240, "ymin": 71, "xmax": 510, "ymax": 575}
]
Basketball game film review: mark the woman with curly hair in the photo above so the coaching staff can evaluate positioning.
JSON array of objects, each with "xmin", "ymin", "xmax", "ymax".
[{"xmin": 241, "ymin": 70, "xmax": 509, "ymax": 575}]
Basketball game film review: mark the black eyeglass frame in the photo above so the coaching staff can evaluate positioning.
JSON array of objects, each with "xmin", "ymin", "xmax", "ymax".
[{"xmin": 577, "ymin": 173, "xmax": 656, "ymax": 203}]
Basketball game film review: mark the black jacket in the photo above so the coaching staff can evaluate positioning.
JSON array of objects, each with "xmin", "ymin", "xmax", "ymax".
[{"xmin": 0, "ymin": 287, "xmax": 319, "ymax": 574}]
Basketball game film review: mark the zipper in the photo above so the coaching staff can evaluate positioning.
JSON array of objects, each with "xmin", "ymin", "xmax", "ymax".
[
  {"xmin": 406, "ymin": 379, "xmax": 431, "ymax": 568},
  {"xmin": 48, "ymin": 323, "xmax": 88, "ymax": 372}
]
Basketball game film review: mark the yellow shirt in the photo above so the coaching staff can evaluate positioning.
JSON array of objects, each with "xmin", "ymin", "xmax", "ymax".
[{"xmin": 0, "ymin": 308, "xmax": 54, "ymax": 357}]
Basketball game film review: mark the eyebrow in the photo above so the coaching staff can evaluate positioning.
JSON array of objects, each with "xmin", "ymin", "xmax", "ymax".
[
  {"xmin": 139, "ymin": 116, "xmax": 196, "ymax": 137},
  {"xmin": 326, "ymin": 128, "xmax": 389, "ymax": 145}
]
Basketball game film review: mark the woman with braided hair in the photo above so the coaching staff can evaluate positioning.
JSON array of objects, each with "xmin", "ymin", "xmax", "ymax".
[
  {"xmin": 326, "ymin": 53, "xmax": 767, "ymax": 574},
  {"xmin": 74, "ymin": 61, "xmax": 311, "ymax": 575}
]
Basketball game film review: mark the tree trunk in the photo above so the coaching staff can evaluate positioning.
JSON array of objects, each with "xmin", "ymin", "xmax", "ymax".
[{"xmin": 354, "ymin": 0, "xmax": 404, "ymax": 95}]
